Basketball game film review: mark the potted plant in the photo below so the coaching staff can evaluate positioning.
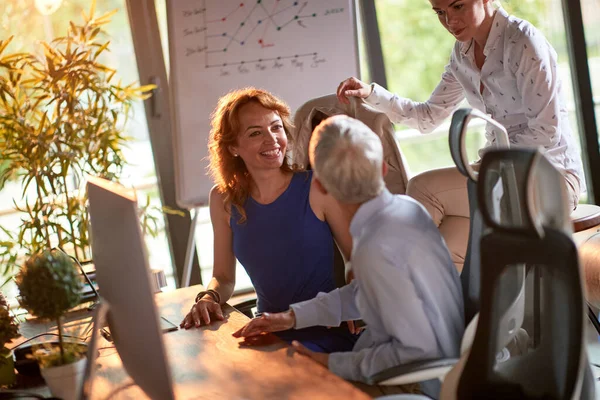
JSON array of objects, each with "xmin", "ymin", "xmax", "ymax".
[
  {"xmin": 0, "ymin": 304, "xmax": 19, "ymax": 386},
  {"xmin": 0, "ymin": 1, "xmax": 153, "ymax": 270},
  {"xmin": 16, "ymin": 249, "xmax": 85, "ymax": 399}
]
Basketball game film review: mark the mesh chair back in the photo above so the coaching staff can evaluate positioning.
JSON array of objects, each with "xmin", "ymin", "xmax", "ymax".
[
  {"xmin": 457, "ymin": 148, "xmax": 593, "ymax": 400},
  {"xmin": 448, "ymin": 108, "xmax": 511, "ymax": 325}
]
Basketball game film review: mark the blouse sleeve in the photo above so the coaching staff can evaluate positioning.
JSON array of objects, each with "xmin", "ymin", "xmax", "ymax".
[{"xmin": 365, "ymin": 58, "xmax": 465, "ymax": 133}]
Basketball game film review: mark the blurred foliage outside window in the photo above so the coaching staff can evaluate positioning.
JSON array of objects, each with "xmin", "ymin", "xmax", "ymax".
[{"xmin": 0, "ymin": 1, "xmax": 175, "ymax": 297}]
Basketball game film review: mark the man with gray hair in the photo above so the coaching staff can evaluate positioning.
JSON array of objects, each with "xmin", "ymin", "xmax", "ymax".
[{"xmin": 233, "ymin": 115, "xmax": 464, "ymax": 390}]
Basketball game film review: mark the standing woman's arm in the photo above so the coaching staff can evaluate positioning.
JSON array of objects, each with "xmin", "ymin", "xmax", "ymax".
[{"xmin": 364, "ymin": 55, "xmax": 466, "ymax": 133}]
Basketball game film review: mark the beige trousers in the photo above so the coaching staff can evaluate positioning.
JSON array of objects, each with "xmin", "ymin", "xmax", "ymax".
[{"xmin": 406, "ymin": 166, "xmax": 580, "ymax": 272}]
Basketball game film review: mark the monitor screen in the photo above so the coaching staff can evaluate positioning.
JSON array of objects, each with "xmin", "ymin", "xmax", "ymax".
[{"xmin": 85, "ymin": 176, "xmax": 175, "ymax": 400}]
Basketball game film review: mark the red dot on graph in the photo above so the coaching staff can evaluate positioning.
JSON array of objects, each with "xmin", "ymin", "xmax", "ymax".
[
  {"xmin": 258, "ymin": 39, "xmax": 263, "ymax": 44},
  {"xmin": 240, "ymin": 3, "xmax": 244, "ymax": 6},
  {"xmin": 222, "ymin": 17, "xmax": 226, "ymax": 21}
]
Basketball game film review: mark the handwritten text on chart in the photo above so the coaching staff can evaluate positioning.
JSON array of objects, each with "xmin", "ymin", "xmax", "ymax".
[
  {"xmin": 216, "ymin": 56, "xmax": 327, "ymax": 76},
  {"xmin": 186, "ymin": 46, "xmax": 208, "ymax": 57},
  {"xmin": 182, "ymin": 8, "xmax": 205, "ymax": 17},
  {"xmin": 184, "ymin": 26, "xmax": 207, "ymax": 37},
  {"xmin": 324, "ymin": 8, "xmax": 344, "ymax": 15}
]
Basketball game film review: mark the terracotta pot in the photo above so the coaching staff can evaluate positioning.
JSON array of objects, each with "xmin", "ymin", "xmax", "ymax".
[
  {"xmin": 40, "ymin": 356, "xmax": 86, "ymax": 400},
  {"xmin": 0, "ymin": 350, "xmax": 15, "ymax": 386}
]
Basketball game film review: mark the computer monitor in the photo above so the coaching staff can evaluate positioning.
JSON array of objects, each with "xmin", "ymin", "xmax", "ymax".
[{"xmin": 83, "ymin": 176, "xmax": 175, "ymax": 399}]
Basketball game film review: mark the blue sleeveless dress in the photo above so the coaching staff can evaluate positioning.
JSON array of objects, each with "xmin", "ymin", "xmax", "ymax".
[{"xmin": 231, "ymin": 171, "xmax": 358, "ymax": 353}]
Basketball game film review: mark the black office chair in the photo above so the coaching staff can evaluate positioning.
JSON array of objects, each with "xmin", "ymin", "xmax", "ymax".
[
  {"xmin": 367, "ymin": 109, "xmax": 526, "ymax": 398},
  {"xmin": 447, "ymin": 148, "xmax": 595, "ymax": 399},
  {"xmin": 448, "ymin": 108, "xmax": 492, "ymax": 326}
]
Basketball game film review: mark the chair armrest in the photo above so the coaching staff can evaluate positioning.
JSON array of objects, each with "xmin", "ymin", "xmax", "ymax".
[{"xmin": 368, "ymin": 358, "xmax": 459, "ymax": 386}]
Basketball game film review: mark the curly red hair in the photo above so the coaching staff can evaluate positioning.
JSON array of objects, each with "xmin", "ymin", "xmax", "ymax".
[{"xmin": 208, "ymin": 87, "xmax": 295, "ymax": 222}]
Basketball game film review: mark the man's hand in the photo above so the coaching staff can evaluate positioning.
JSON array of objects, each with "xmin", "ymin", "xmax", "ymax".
[
  {"xmin": 232, "ymin": 310, "xmax": 296, "ymax": 338},
  {"xmin": 180, "ymin": 297, "xmax": 224, "ymax": 329},
  {"xmin": 291, "ymin": 340, "xmax": 329, "ymax": 367}
]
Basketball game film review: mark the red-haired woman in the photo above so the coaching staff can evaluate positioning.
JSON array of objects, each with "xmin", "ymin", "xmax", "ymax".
[{"xmin": 180, "ymin": 88, "xmax": 358, "ymax": 353}]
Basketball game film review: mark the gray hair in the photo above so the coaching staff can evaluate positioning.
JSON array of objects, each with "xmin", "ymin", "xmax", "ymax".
[{"xmin": 309, "ymin": 115, "xmax": 385, "ymax": 204}]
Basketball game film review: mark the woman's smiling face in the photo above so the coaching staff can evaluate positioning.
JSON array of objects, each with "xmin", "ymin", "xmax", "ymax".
[{"xmin": 228, "ymin": 101, "xmax": 288, "ymax": 174}]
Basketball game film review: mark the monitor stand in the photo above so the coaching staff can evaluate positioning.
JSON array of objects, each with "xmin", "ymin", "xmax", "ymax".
[
  {"xmin": 79, "ymin": 299, "xmax": 178, "ymax": 399},
  {"xmin": 79, "ymin": 300, "xmax": 109, "ymax": 400}
]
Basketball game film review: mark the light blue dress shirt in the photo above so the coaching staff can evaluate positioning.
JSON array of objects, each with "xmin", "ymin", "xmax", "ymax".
[{"xmin": 290, "ymin": 189, "xmax": 464, "ymax": 383}]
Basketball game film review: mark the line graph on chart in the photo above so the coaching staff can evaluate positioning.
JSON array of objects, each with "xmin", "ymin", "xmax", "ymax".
[
  {"xmin": 179, "ymin": 0, "xmax": 347, "ymax": 70},
  {"xmin": 169, "ymin": 0, "xmax": 358, "ymax": 208}
]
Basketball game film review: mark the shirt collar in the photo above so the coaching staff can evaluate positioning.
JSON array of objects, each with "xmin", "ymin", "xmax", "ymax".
[
  {"xmin": 460, "ymin": 39, "xmax": 474, "ymax": 57},
  {"xmin": 483, "ymin": 6, "xmax": 508, "ymax": 56},
  {"xmin": 460, "ymin": 6, "xmax": 508, "ymax": 57},
  {"xmin": 350, "ymin": 188, "xmax": 393, "ymax": 238}
]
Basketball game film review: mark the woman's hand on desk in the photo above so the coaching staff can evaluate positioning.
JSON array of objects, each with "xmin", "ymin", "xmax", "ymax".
[
  {"xmin": 180, "ymin": 297, "xmax": 224, "ymax": 329},
  {"xmin": 232, "ymin": 310, "xmax": 295, "ymax": 338}
]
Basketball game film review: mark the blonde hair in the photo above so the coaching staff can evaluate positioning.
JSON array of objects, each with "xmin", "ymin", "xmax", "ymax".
[{"xmin": 208, "ymin": 88, "xmax": 294, "ymax": 223}]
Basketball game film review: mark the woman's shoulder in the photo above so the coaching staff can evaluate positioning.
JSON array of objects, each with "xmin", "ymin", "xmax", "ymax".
[
  {"xmin": 209, "ymin": 185, "xmax": 232, "ymax": 216},
  {"xmin": 504, "ymin": 12, "xmax": 546, "ymax": 45},
  {"xmin": 209, "ymin": 185, "xmax": 225, "ymax": 205},
  {"xmin": 503, "ymin": 14, "xmax": 556, "ymax": 62}
]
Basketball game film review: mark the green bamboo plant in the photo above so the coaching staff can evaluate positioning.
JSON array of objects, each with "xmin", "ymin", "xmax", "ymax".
[{"xmin": 0, "ymin": 3, "xmax": 154, "ymax": 277}]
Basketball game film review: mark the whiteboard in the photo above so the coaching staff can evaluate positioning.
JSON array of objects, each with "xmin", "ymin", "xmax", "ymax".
[{"xmin": 167, "ymin": 0, "xmax": 360, "ymax": 208}]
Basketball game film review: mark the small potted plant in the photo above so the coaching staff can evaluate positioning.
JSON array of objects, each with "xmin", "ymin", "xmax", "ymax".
[
  {"xmin": 0, "ymin": 305, "xmax": 19, "ymax": 386},
  {"xmin": 16, "ymin": 249, "xmax": 85, "ymax": 400}
]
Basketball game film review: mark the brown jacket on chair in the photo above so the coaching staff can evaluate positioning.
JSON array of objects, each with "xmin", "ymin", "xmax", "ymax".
[{"xmin": 291, "ymin": 94, "xmax": 409, "ymax": 195}]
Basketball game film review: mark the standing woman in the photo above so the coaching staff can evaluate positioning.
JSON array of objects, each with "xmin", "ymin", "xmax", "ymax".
[
  {"xmin": 337, "ymin": 0, "xmax": 584, "ymax": 268},
  {"xmin": 180, "ymin": 88, "xmax": 358, "ymax": 353}
]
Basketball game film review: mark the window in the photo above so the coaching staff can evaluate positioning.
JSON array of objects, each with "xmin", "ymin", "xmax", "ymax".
[
  {"xmin": 374, "ymin": 0, "xmax": 598, "ymax": 201},
  {"xmin": 581, "ymin": 0, "xmax": 600, "ymax": 170},
  {"xmin": 0, "ymin": 1, "xmax": 174, "ymax": 304}
]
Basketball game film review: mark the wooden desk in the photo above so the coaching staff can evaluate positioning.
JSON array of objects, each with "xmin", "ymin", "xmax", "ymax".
[{"xmin": 15, "ymin": 285, "xmax": 372, "ymax": 399}]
